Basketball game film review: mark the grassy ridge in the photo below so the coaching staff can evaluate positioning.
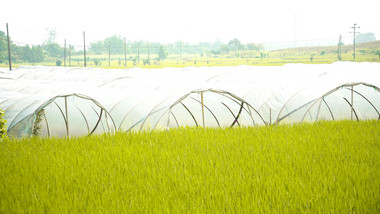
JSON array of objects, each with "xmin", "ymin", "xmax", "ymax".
[{"xmin": 1, "ymin": 121, "xmax": 379, "ymax": 213}]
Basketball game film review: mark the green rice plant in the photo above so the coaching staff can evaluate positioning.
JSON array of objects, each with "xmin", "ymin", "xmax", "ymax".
[
  {"xmin": 0, "ymin": 108, "xmax": 7, "ymax": 140},
  {"xmin": 32, "ymin": 109, "xmax": 45, "ymax": 137},
  {"xmin": 0, "ymin": 120, "xmax": 379, "ymax": 213}
]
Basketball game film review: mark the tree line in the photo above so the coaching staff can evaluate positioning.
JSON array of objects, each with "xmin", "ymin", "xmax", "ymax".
[
  {"xmin": 0, "ymin": 30, "xmax": 68, "ymax": 64},
  {"xmin": 87, "ymin": 36, "xmax": 264, "ymax": 57},
  {"xmin": 0, "ymin": 30, "xmax": 265, "ymax": 64},
  {"xmin": 0, "ymin": 31, "xmax": 45, "ymax": 63}
]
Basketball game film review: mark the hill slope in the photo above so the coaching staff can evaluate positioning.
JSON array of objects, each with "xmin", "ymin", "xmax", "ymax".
[{"xmin": 273, "ymin": 40, "xmax": 380, "ymax": 55}]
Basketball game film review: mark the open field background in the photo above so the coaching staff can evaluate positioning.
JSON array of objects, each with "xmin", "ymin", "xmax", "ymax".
[
  {"xmin": 1, "ymin": 40, "xmax": 380, "ymax": 68},
  {"xmin": 1, "ymin": 120, "xmax": 379, "ymax": 213}
]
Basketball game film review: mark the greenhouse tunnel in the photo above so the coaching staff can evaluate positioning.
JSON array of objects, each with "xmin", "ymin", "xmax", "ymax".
[
  {"xmin": 136, "ymin": 89, "xmax": 267, "ymax": 132},
  {"xmin": 276, "ymin": 82, "xmax": 380, "ymax": 124},
  {"xmin": 2, "ymin": 94, "xmax": 116, "ymax": 138},
  {"xmin": 1, "ymin": 62, "xmax": 380, "ymax": 138}
]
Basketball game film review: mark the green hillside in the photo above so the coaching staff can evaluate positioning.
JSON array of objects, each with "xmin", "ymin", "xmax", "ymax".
[{"xmin": 274, "ymin": 40, "xmax": 380, "ymax": 54}]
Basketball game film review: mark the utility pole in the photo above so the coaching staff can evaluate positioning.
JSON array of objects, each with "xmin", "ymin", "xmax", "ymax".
[
  {"xmin": 83, "ymin": 31, "xmax": 87, "ymax": 67},
  {"xmin": 337, "ymin": 34, "xmax": 342, "ymax": 61},
  {"xmin": 180, "ymin": 42, "xmax": 182, "ymax": 61},
  {"xmin": 64, "ymin": 39, "xmax": 67, "ymax": 67},
  {"xmin": 350, "ymin": 23, "xmax": 360, "ymax": 61},
  {"xmin": 147, "ymin": 42, "xmax": 150, "ymax": 65},
  {"xmin": 124, "ymin": 37, "xmax": 127, "ymax": 68},
  {"xmin": 69, "ymin": 45, "xmax": 72, "ymax": 67},
  {"xmin": 137, "ymin": 42, "xmax": 140, "ymax": 64},
  {"xmin": 108, "ymin": 40, "xmax": 111, "ymax": 67},
  {"xmin": 6, "ymin": 23, "xmax": 12, "ymax": 71}
]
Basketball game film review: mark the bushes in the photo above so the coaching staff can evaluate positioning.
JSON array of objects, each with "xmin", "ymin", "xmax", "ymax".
[
  {"xmin": 93, "ymin": 58, "xmax": 101, "ymax": 65},
  {"xmin": 56, "ymin": 60, "xmax": 62, "ymax": 66},
  {"xmin": 0, "ymin": 109, "xmax": 6, "ymax": 140}
]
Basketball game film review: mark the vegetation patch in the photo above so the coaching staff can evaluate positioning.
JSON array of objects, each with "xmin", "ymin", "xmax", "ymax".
[
  {"xmin": 0, "ymin": 120, "xmax": 379, "ymax": 212},
  {"xmin": 0, "ymin": 109, "xmax": 6, "ymax": 140}
]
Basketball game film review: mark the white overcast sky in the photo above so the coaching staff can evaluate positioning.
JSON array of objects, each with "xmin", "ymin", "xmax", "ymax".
[{"xmin": 1, "ymin": 0, "xmax": 379, "ymax": 47}]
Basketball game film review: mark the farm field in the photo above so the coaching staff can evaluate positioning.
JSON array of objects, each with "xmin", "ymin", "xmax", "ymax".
[
  {"xmin": 1, "ymin": 120, "xmax": 379, "ymax": 213},
  {"xmin": 1, "ymin": 40, "xmax": 380, "ymax": 69},
  {"xmin": 2, "ymin": 53, "xmax": 378, "ymax": 69}
]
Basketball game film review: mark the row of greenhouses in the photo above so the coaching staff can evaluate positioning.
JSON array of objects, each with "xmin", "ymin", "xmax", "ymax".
[{"xmin": 1, "ymin": 62, "xmax": 379, "ymax": 138}]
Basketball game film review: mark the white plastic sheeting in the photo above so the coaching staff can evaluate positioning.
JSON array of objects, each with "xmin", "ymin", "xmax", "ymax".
[
  {"xmin": 276, "ymin": 83, "xmax": 380, "ymax": 124},
  {"xmin": 0, "ymin": 91, "xmax": 115, "ymax": 138},
  {"xmin": 0, "ymin": 62, "xmax": 379, "ymax": 138}
]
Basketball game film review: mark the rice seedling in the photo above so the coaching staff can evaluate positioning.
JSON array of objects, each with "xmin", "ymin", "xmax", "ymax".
[{"xmin": 0, "ymin": 120, "xmax": 379, "ymax": 213}]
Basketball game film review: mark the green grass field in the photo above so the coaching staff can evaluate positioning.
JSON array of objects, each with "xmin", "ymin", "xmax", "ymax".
[
  {"xmin": 1, "ymin": 120, "xmax": 379, "ymax": 213},
  {"xmin": 2, "ymin": 54, "xmax": 377, "ymax": 69},
  {"xmin": 2, "ymin": 40, "xmax": 380, "ymax": 69},
  {"xmin": 2, "ymin": 52, "xmax": 378, "ymax": 69}
]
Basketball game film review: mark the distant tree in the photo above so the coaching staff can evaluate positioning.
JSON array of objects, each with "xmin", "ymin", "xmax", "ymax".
[
  {"xmin": 376, "ymin": 50, "xmax": 380, "ymax": 60},
  {"xmin": 219, "ymin": 45, "xmax": 230, "ymax": 53},
  {"xmin": 0, "ymin": 31, "xmax": 7, "ymax": 63},
  {"xmin": 89, "ymin": 35, "xmax": 128, "ymax": 55},
  {"xmin": 56, "ymin": 59, "xmax": 62, "ymax": 66},
  {"xmin": 43, "ymin": 28, "xmax": 63, "ymax": 58},
  {"xmin": 89, "ymin": 41, "xmax": 106, "ymax": 54},
  {"xmin": 45, "ymin": 28, "xmax": 57, "ymax": 45},
  {"xmin": 21, "ymin": 45, "xmax": 44, "ymax": 63},
  {"xmin": 8, "ymin": 44, "xmax": 20, "ymax": 62},
  {"xmin": 210, "ymin": 49, "xmax": 222, "ymax": 55},
  {"xmin": 158, "ymin": 45, "xmax": 168, "ymax": 61},
  {"xmin": 247, "ymin": 43, "xmax": 264, "ymax": 51},
  {"xmin": 34, "ymin": 45, "xmax": 45, "ymax": 62},
  {"xmin": 104, "ymin": 35, "xmax": 124, "ymax": 54},
  {"xmin": 44, "ymin": 43, "xmax": 63, "ymax": 58},
  {"xmin": 22, "ymin": 45, "xmax": 32, "ymax": 62},
  {"xmin": 228, "ymin": 38, "xmax": 245, "ymax": 51}
]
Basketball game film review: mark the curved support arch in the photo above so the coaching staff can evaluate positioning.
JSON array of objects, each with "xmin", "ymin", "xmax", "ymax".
[
  {"xmin": 342, "ymin": 97, "xmax": 359, "ymax": 121},
  {"xmin": 322, "ymin": 97, "xmax": 335, "ymax": 121},
  {"xmin": 23, "ymin": 93, "xmax": 116, "ymax": 137},
  {"xmin": 231, "ymin": 102, "xmax": 245, "ymax": 127},
  {"xmin": 300, "ymin": 83, "xmax": 380, "ymax": 122},
  {"xmin": 347, "ymin": 87, "xmax": 380, "ymax": 118},
  {"xmin": 189, "ymin": 97, "xmax": 220, "ymax": 127},
  {"xmin": 89, "ymin": 109, "xmax": 104, "ymax": 135},
  {"xmin": 144, "ymin": 88, "xmax": 266, "ymax": 131},
  {"xmin": 278, "ymin": 82, "xmax": 380, "ymax": 124}
]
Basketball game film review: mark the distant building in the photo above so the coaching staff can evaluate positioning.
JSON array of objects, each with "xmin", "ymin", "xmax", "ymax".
[{"xmin": 356, "ymin": 32, "xmax": 376, "ymax": 44}]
